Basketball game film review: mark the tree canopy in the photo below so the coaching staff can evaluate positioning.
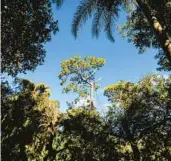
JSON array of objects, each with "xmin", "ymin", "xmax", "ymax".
[
  {"xmin": 104, "ymin": 74, "xmax": 171, "ymax": 160},
  {"xmin": 2, "ymin": 1, "xmax": 171, "ymax": 160},
  {"xmin": 58, "ymin": 55, "xmax": 106, "ymax": 104},
  {"xmin": 1, "ymin": 0, "xmax": 61, "ymax": 76},
  {"xmin": 1, "ymin": 79, "xmax": 60, "ymax": 160},
  {"xmin": 71, "ymin": 0, "xmax": 171, "ymax": 71},
  {"xmin": 2, "ymin": 73, "xmax": 171, "ymax": 161}
]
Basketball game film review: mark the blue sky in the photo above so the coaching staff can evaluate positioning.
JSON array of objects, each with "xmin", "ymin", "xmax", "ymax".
[{"xmin": 16, "ymin": 1, "xmax": 166, "ymax": 112}]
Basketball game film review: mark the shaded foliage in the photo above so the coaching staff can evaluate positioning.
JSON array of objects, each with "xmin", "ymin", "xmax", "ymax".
[
  {"xmin": 2, "ymin": 74, "xmax": 171, "ymax": 160},
  {"xmin": 1, "ymin": 0, "xmax": 60, "ymax": 76},
  {"xmin": 104, "ymin": 74, "xmax": 171, "ymax": 160},
  {"xmin": 56, "ymin": 108, "xmax": 120, "ymax": 161},
  {"xmin": 118, "ymin": 0, "xmax": 171, "ymax": 71},
  {"xmin": 1, "ymin": 79, "xmax": 60, "ymax": 161},
  {"xmin": 56, "ymin": 74, "xmax": 171, "ymax": 160},
  {"xmin": 72, "ymin": 0, "xmax": 123, "ymax": 42}
]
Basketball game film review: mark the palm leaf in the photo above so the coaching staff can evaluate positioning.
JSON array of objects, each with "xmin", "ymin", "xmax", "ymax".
[
  {"xmin": 53, "ymin": 0, "xmax": 64, "ymax": 9},
  {"xmin": 72, "ymin": 0, "xmax": 122, "ymax": 42},
  {"xmin": 72, "ymin": 0, "xmax": 96, "ymax": 38},
  {"xmin": 91, "ymin": 7, "xmax": 104, "ymax": 38}
]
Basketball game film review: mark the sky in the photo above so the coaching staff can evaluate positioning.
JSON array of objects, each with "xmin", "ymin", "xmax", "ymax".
[{"xmin": 16, "ymin": 1, "xmax": 167, "ymax": 112}]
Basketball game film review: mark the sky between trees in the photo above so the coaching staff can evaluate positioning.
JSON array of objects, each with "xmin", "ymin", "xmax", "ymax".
[{"xmin": 8, "ymin": 1, "xmax": 169, "ymax": 112}]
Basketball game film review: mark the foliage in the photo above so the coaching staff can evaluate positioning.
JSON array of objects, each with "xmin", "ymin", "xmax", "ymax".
[
  {"xmin": 2, "ymin": 74, "xmax": 171, "ymax": 160},
  {"xmin": 71, "ymin": 0, "xmax": 171, "ymax": 71},
  {"xmin": 1, "ymin": 0, "xmax": 60, "ymax": 76},
  {"xmin": 56, "ymin": 108, "xmax": 120, "ymax": 161},
  {"xmin": 58, "ymin": 55, "xmax": 106, "ymax": 98},
  {"xmin": 104, "ymin": 74, "xmax": 171, "ymax": 160},
  {"xmin": 56, "ymin": 73, "xmax": 171, "ymax": 161},
  {"xmin": 1, "ymin": 79, "xmax": 60, "ymax": 161},
  {"xmin": 118, "ymin": 0, "xmax": 171, "ymax": 71},
  {"xmin": 71, "ymin": 0, "xmax": 123, "ymax": 42}
]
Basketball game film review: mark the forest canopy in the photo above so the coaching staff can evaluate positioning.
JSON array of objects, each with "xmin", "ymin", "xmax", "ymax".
[
  {"xmin": 1, "ymin": 0, "xmax": 171, "ymax": 161},
  {"xmin": 2, "ymin": 74, "xmax": 171, "ymax": 160}
]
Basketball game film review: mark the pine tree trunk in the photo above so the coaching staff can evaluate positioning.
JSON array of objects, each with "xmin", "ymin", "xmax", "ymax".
[{"xmin": 136, "ymin": 0, "xmax": 171, "ymax": 63}]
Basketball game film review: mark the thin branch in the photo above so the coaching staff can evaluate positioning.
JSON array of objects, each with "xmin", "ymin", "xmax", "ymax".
[
  {"xmin": 78, "ymin": 72, "xmax": 91, "ymax": 85},
  {"xmin": 86, "ymin": 69, "xmax": 97, "ymax": 80},
  {"xmin": 95, "ymin": 78, "xmax": 102, "ymax": 83},
  {"xmin": 139, "ymin": 117, "xmax": 171, "ymax": 138}
]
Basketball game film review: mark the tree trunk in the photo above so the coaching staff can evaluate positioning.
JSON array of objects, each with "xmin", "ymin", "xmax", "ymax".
[
  {"xmin": 43, "ymin": 134, "xmax": 56, "ymax": 161},
  {"xmin": 122, "ymin": 118, "xmax": 140, "ymax": 161},
  {"xmin": 130, "ymin": 142, "xmax": 141, "ymax": 161},
  {"xmin": 136, "ymin": 0, "xmax": 171, "ymax": 63},
  {"xmin": 19, "ymin": 144, "xmax": 27, "ymax": 161},
  {"xmin": 90, "ymin": 82, "xmax": 94, "ymax": 110}
]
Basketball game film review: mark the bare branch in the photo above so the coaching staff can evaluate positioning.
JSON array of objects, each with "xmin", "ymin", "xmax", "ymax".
[{"xmin": 95, "ymin": 78, "xmax": 102, "ymax": 84}]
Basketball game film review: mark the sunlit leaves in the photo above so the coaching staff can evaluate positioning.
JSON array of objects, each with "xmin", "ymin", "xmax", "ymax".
[
  {"xmin": 104, "ymin": 74, "xmax": 171, "ymax": 109},
  {"xmin": 1, "ymin": 79, "xmax": 60, "ymax": 161},
  {"xmin": 104, "ymin": 74, "xmax": 171, "ymax": 160},
  {"xmin": 59, "ymin": 55, "xmax": 106, "ymax": 97}
]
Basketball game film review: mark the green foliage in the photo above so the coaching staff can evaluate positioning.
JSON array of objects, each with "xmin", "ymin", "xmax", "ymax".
[
  {"xmin": 58, "ymin": 55, "xmax": 106, "ymax": 97},
  {"xmin": 72, "ymin": 0, "xmax": 123, "ymax": 42},
  {"xmin": 118, "ymin": 0, "xmax": 171, "ymax": 71},
  {"xmin": 56, "ymin": 73, "xmax": 171, "ymax": 160},
  {"xmin": 56, "ymin": 108, "xmax": 120, "ymax": 161},
  {"xmin": 71, "ymin": 0, "xmax": 171, "ymax": 71},
  {"xmin": 2, "ymin": 74, "xmax": 171, "ymax": 160},
  {"xmin": 1, "ymin": 79, "xmax": 60, "ymax": 161},
  {"xmin": 104, "ymin": 74, "xmax": 171, "ymax": 160},
  {"xmin": 1, "ymin": 0, "xmax": 59, "ymax": 76}
]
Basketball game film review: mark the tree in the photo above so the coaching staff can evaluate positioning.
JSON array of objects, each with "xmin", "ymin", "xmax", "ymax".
[
  {"xmin": 58, "ymin": 55, "xmax": 106, "ymax": 109},
  {"xmin": 104, "ymin": 74, "xmax": 171, "ymax": 160},
  {"xmin": 71, "ymin": 0, "xmax": 171, "ymax": 70},
  {"xmin": 1, "ymin": 0, "xmax": 64, "ymax": 76},
  {"xmin": 1, "ymin": 79, "xmax": 60, "ymax": 161},
  {"xmin": 56, "ymin": 108, "xmax": 120, "ymax": 161},
  {"xmin": 118, "ymin": 0, "xmax": 171, "ymax": 71},
  {"xmin": 56, "ymin": 72, "xmax": 171, "ymax": 161}
]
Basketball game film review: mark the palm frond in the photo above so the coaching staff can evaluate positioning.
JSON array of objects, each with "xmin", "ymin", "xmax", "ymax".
[
  {"xmin": 53, "ymin": 0, "xmax": 64, "ymax": 9},
  {"xmin": 104, "ymin": 12, "xmax": 115, "ymax": 42},
  {"xmin": 91, "ymin": 7, "xmax": 104, "ymax": 38},
  {"xmin": 72, "ymin": 0, "xmax": 96, "ymax": 38},
  {"xmin": 103, "ymin": 3, "xmax": 120, "ymax": 42},
  {"xmin": 72, "ymin": 0, "xmax": 122, "ymax": 42}
]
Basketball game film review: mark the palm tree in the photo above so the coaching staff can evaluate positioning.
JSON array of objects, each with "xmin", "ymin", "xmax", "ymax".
[{"xmin": 71, "ymin": 0, "xmax": 171, "ymax": 64}]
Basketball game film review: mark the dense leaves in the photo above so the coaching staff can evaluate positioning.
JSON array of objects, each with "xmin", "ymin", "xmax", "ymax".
[
  {"xmin": 1, "ymin": 0, "xmax": 59, "ymax": 76},
  {"xmin": 2, "ymin": 74, "xmax": 171, "ymax": 160},
  {"xmin": 2, "ymin": 0, "xmax": 171, "ymax": 159},
  {"xmin": 58, "ymin": 55, "xmax": 106, "ymax": 97},
  {"xmin": 55, "ymin": 74, "xmax": 171, "ymax": 160},
  {"xmin": 1, "ymin": 79, "xmax": 60, "ymax": 161},
  {"xmin": 56, "ymin": 108, "xmax": 120, "ymax": 161},
  {"xmin": 104, "ymin": 74, "xmax": 171, "ymax": 160}
]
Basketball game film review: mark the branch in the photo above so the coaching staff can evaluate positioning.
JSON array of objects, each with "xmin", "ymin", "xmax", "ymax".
[
  {"xmin": 95, "ymin": 78, "xmax": 102, "ymax": 84},
  {"xmin": 78, "ymin": 72, "xmax": 91, "ymax": 85},
  {"xmin": 139, "ymin": 117, "xmax": 171, "ymax": 138},
  {"xmin": 85, "ymin": 69, "xmax": 97, "ymax": 80}
]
